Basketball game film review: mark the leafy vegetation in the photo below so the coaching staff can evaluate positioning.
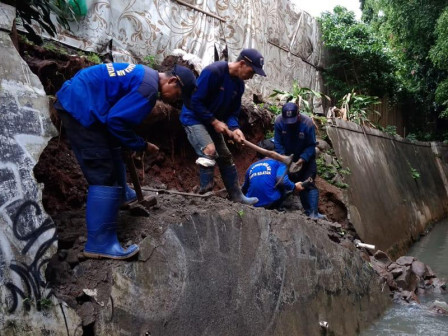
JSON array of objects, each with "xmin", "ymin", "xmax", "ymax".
[
  {"xmin": 339, "ymin": 90, "xmax": 381, "ymax": 127},
  {"xmin": 409, "ymin": 166, "xmax": 420, "ymax": 180},
  {"xmin": 378, "ymin": 125, "xmax": 397, "ymax": 136},
  {"xmin": 316, "ymin": 155, "xmax": 349, "ymax": 189},
  {"xmin": 429, "ymin": 8, "xmax": 448, "ymax": 118},
  {"xmin": 359, "ymin": 0, "xmax": 448, "ymax": 140},
  {"xmin": 320, "ymin": 3, "xmax": 448, "ymax": 141},
  {"xmin": 143, "ymin": 55, "xmax": 159, "ymax": 69},
  {"xmin": 319, "ymin": 7, "xmax": 401, "ymax": 102},
  {"xmin": 4, "ymin": 0, "xmax": 78, "ymax": 44},
  {"xmin": 270, "ymin": 81, "xmax": 330, "ymax": 116}
]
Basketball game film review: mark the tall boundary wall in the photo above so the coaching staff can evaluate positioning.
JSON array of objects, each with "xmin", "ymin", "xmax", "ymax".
[
  {"xmin": 327, "ymin": 119, "xmax": 448, "ymax": 257},
  {"xmin": 0, "ymin": 3, "xmax": 81, "ymax": 334},
  {"xmin": 32, "ymin": 0, "xmax": 327, "ymax": 110}
]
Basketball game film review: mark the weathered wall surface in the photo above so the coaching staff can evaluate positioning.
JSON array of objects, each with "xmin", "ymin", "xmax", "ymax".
[
  {"xmin": 0, "ymin": 4, "xmax": 81, "ymax": 335},
  {"xmin": 44, "ymin": 0, "xmax": 326, "ymax": 109},
  {"xmin": 95, "ymin": 206, "xmax": 389, "ymax": 336},
  {"xmin": 327, "ymin": 119, "xmax": 448, "ymax": 257}
]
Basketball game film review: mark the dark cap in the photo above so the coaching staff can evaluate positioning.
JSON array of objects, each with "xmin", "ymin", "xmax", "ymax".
[
  {"xmin": 282, "ymin": 102, "xmax": 298, "ymax": 124},
  {"xmin": 237, "ymin": 48, "xmax": 266, "ymax": 77},
  {"xmin": 173, "ymin": 64, "xmax": 197, "ymax": 105}
]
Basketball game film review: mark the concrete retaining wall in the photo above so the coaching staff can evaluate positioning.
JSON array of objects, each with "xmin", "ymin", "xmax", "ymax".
[
  {"xmin": 327, "ymin": 119, "xmax": 448, "ymax": 257},
  {"xmin": 95, "ymin": 207, "xmax": 389, "ymax": 336}
]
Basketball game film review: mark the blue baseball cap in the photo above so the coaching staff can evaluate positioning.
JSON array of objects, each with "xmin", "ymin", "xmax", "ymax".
[
  {"xmin": 173, "ymin": 64, "xmax": 197, "ymax": 106},
  {"xmin": 282, "ymin": 102, "xmax": 298, "ymax": 124},
  {"xmin": 238, "ymin": 48, "xmax": 266, "ymax": 77}
]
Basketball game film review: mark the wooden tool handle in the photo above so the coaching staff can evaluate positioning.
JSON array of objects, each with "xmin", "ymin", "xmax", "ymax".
[
  {"xmin": 125, "ymin": 155, "xmax": 144, "ymax": 202},
  {"xmin": 242, "ymin": 139, "xmax": 291, "ymax": 165}
]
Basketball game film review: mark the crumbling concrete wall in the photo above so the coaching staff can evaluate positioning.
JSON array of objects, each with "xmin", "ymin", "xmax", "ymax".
[
  {"xmin": 327, "ymin": 119, "xmax": 448, "ymax": 257},
  {"xmin": 44, "ymin": 0, "xmax": 326, "ymax": 110},
  {"xmin": 95, "ymin": 205, "xmax": 389, "ymax": 336},
  {"xmin": 0, "ymin": 4, "xmax": 81, "ymax": 335}
]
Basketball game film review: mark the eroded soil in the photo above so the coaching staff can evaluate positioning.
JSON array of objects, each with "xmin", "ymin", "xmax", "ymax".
[{"xmin": 19, "ymin": 36, "xmax": 351, "ymax": 330}]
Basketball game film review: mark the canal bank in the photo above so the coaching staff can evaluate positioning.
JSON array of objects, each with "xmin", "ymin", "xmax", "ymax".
[{"xmin": 362, "ymin": 218, "xmax": 448, "ymax": 335}]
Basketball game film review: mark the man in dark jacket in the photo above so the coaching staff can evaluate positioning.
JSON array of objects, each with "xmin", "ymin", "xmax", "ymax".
[
  {"xmin": 55, "ymin": 62, "xmax": 196, "ymax": 259},
  {"xmin": 180, "ymin": 48, "xmax": 266, "ymax": 204},
  {"xmin": 274, "ymin": 102, "xmax": 325, "ymax": 219}
]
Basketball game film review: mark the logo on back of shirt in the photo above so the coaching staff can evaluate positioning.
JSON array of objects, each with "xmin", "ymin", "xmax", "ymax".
[
  {"xmin": 299, "ymin": 132, "xmax": 305, "ymax": 139},
  {"xmin": 106, "ymin": 63, "xmax": 136, "ymax": 77}
]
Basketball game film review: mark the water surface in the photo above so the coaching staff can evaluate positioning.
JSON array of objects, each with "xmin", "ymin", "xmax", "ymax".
[{"xmin": 362, "ymin": 219, "xmax": 448, "ymax": 336}]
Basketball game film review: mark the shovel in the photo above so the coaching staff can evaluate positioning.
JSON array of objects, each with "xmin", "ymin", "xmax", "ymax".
[{"xmin": 124, "ymin": 154, "xmax": 157, "ymax": 216}]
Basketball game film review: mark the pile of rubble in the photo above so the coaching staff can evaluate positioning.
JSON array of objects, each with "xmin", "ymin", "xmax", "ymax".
[{"xmin": 369, "ymin": 250, "xmax": 446, "ymax": 304}]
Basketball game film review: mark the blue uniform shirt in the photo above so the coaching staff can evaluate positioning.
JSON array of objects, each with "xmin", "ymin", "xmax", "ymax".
[
  {"xmin": 242, "ymin": 158, "xmax": 295, "ymax": 207},
  {"xmin": 180, "ymin": 61, "xmax": 244, "ymax": 129},
  {"xmin": 274, "ymin": 114, "xmax": 316, "ymax": 162},
  {"xmin": 56, "ymin": 63, "xmax": 159, "ymax": 151}
]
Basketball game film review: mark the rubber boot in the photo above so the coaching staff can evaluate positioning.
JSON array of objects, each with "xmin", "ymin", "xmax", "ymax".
[
  {"xmin": 219, "ymin": 164, "xmax": 258, "ymax": 205},
  {"xmin": 307, "ymin": 188, "xmax": 327, "ymax": 220},
  {"xmin": 112, "ymin": 149, "xmax": 137, "ymax": 206},
  {"xmin": 299, "ymin": 190, "xmax": 311, "ymax": 215},
  {"xmin": 84, "ymin": 185, "xmax": 139, "ymax": 259},
  {"xmin": 198, "ymin": 166, "xmax": 215, "ymax": 194}
]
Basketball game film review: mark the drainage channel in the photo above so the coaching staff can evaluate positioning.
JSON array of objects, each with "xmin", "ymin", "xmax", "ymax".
[{"xmin": 362, "ymin": 218, "xmax": 448, "ymax": 335}]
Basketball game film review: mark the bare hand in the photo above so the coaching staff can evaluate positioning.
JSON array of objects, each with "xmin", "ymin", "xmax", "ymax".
[
  {"xmin": 211, "ymin": 119, "xmax": 232, "ymax": 137},
  {"xmin": 145, "ymin": 142, "xmax": 159, "ymax": 155},
  {"xmin": 231, "ymin": 129, "xmax": 245, "ymax": 144},
  {"xmin": 294, "ymin": 182, "xmax": 305, "ymax": 192}
]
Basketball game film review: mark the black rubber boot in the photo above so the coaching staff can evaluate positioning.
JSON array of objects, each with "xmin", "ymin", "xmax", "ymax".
[
  {"xmin": 219, "ymin": 164, "xmax": 258, "ymax": 205},
  {"xmin": 198, "ymin": 166, "xmax": 215, "ymax": 194}
]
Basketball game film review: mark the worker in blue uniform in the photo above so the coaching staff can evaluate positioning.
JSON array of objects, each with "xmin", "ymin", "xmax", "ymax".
[
  {"xmin": 55, "ymin": 62, "xmax": 196, "ymax": 259},
  {"xmin": 242, "ymin": 140, "xmax": 311, "ymax": 209},
  {"xmin": 180, "ymin": 48, "xmax": 266, "ymax": 204},
  {"xmin": 274, "ymin": 102, "xmax": 326, "ymax": 219}
]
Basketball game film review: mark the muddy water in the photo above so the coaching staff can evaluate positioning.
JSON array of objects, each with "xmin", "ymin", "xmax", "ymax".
[{"xmin": 362, "ymin": 219, "xmax": 448, "ymax": 335}]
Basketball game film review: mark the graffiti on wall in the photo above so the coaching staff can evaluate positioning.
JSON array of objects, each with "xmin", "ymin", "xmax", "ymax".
[{"xmin": 0, "ymin": 90, "xmax": 56, "ymax": 314}]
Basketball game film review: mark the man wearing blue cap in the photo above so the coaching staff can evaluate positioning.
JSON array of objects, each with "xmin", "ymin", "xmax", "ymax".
[
  {"xmin": 274, "ymin": 102, "xmax": 326, "ymax": 219},
  {"xmin": 55, "ymin": 62, "xmax": 196, "ymax": 259},
  {"xmin": 180, "ymin": 48, "xmax": 266, "ymax": 204}
]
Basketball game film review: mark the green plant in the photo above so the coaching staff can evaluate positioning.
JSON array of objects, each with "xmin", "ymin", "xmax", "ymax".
[
  {"xmin": 340, "ymin": 167, "xmax": 351, "ymax": 176},
  {"xmin": 270, "ymin": 81, "xmax": 330, "ymax": 115},
  {"xmin": 237, "ymin": 210, "xmax": 244, "ymax": 218},
  {"xmin": 410, "ymin": 167, "xmax": 420, "ymax": 180},
  {"xmin": 268, "ymin": 105, "xmax": 282, "ymax": 115},
  {"xmin": 143, "ymin": 55, "xmax": 159, "ymax": 69},
  {"xmin": 42, "ymin": 41, "xmax": 68, "ymax": 55},
  {"xmin": 406, "ymin": 133, "xmax": 417, "ymax": 141},
  {"xmin": 265, "ymin": 130, "xmax": 274, "ymax": 139},
  {"xmin": 339, "ymin": 90, "xmax": 381, "ymax": 126},
  {"xmin": 379, "ymin": 125, "xmax": 398, "ymax": 136},
  {"xmin": 38, "ymin": 297, "xmax": 53, "ymax": 310},
  {"xmin": 86, "ymin": 53, "xmax": 101, "ymax": 64},
  {"xmin": 319, "ymin": 6, "xmax": 402, "ymax": 101}
]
